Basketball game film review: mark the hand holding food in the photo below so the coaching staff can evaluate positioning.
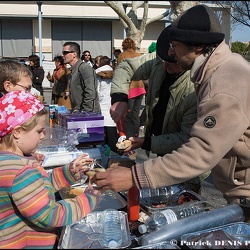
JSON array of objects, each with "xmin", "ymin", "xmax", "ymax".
[
  {"xmin": 86, "ymin": 167, "xmax": 106, "ymax": 177},
  {"xmin": 70, "ymin": 153, "xmax": 93, "ymax": 177}
]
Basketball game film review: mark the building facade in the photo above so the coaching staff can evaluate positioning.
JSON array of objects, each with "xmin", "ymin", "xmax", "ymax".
[{"xmin": 0, "ymin": 1, "xmax": 231, "ymax": 87}]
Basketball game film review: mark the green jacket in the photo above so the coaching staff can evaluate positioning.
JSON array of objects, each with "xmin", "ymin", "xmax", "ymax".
[{"xmin": 111, "ymin": 52, "xmax": 197, "ymax": 155}]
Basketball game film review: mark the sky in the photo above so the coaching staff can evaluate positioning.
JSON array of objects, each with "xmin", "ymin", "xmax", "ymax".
[{"xmin": 232, "ymin": 24, "xmax": 250, "ymax": 42}]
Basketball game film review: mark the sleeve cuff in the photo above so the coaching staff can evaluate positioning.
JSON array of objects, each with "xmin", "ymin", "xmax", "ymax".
[
  {"xmin": 111, "ymin": 93, "xmax": 128, "ymax": 105},
  {"xmin": 132, "ymin": 163, "xmax": 150, "ymax": 189},
  {"xmin": 141, "ymin": 137, "xmax": 151, "ymax": 151}
]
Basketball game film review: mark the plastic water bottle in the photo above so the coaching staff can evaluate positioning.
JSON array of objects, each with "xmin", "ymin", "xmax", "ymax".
[
  {"xmin": 140, "ymin": 204, "xmax": 244, "ymax": 246},
  {"xmin": 138, "ymin": 201, "xmax": 209, "ymax": 234},
  {"xmin": 101, "ymin": 209, "xmax": 123, "ymax": 248}
]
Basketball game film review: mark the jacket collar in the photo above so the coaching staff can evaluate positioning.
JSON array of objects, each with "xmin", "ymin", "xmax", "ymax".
[{"xmin": 191, "ymin": 40, "xmax": 231, "ymax": 87}]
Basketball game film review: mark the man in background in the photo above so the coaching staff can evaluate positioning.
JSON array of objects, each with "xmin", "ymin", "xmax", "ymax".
[{"xmin": 62, "ymin": 42, "xmax": 100, "ymax": 113}]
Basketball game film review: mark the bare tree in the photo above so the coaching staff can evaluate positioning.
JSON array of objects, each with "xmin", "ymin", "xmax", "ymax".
[
  {"xmin": 209, "ymin": 1, "xmax": 250, "ymax": 28},
  {"xmin": 104, "ymin": 1, "xmax": 200, "ymax": 51}
]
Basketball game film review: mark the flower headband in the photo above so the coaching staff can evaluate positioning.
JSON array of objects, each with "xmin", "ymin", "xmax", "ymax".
[{"xmin": 0, "ymin": 90, "xmax": 44, "ymax": 138}]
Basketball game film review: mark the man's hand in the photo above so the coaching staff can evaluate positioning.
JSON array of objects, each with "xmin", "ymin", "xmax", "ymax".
[
  {"xmin": 92, "ymin": 166, "xmax": 134, "ymax": 192},
  {"xmin": 110, "ymin": 101, "xmax": 128, "ymax": 123},
  {"xmin": 120, "ymin": 137, "xmax": 145, "ymax": 152}
]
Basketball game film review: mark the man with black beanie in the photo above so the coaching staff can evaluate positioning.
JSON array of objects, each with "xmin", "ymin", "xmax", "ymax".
[
  {"xmin": 109, "ymin": 25, "xmax": 210, "ymax": 193},
  {"xmin": 93, "ymin": 4, "xmax": 250, "ymax": 223}
]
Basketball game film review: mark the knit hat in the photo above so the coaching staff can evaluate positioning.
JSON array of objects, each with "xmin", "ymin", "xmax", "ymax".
[
  {"xmin": 169, "ymin": 5, "xmax": 225, "ymax": 45},
  {"xmin": 156, "ymin": 25, "xmax": 177, "ymax": 63},
  {"xmin": 0, "ymin": 90, "xmax": 44, "ymax": 138}
]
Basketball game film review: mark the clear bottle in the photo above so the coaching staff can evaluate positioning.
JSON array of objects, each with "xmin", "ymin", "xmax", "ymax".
[
  {"xmin": 101, "ymin": 209, "xmax": 123, "ymax": 248},
  {"xmin": 138, "ymin": 201, "xmax": 209, "ymax": 234}
]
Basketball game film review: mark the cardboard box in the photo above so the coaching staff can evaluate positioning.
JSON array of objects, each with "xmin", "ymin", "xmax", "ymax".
[{"xmin": 61, "ymin": 112, "xmax": 104, "ymax": 143}]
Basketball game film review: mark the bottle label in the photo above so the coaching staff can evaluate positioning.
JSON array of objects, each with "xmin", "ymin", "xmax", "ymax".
[{"xmin": 161, "ymin": 209, "xmax": 178, "ymax": 224}]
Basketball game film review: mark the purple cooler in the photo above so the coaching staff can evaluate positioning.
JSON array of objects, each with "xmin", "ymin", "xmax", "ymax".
[{"xmin": 62, "ymin": 112, "xmax": 104, "ymax": 143}]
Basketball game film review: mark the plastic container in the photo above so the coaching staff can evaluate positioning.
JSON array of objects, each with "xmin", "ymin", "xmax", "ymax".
[
  {"xmin": 58, "ymin": 210, "xmax": 131, "ymax": 249},
  {"xmin": 139, "ymin": 185, "xmax": 206, "ymax": 213},
  {"xmin": 127, "ymin": 186, "xmax": 140, "ymax": 221},
  {"xmin": 140, "ymin": 204, "xmax": 244, "ymax": 246},
  {"xmin": 101, "ymin": 209, "xmax": 123, "ymax": 248},
  {"xmin": 138, "ymin": 201, "xmax": 209, "ymax": 234},
  {"xmin": 138, "ymin": 212, "xmax": 167, "ymax": 234}
]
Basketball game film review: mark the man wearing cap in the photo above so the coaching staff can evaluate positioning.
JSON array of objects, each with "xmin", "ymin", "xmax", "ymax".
[
  {"xmin": 109, "ymin": 25, "xmax": 209, "ymax": 193},
  {"xmin": 93, "ymin": 4, "xmax": 250, "ymax": 222}
]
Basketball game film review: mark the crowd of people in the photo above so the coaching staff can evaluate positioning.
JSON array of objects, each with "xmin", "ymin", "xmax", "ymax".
[{"xmin": 1, "ymin": 4, "xmax": 250, "ymax": 249}]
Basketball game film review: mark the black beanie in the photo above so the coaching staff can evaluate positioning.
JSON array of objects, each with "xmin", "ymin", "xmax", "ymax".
[
  {"xmin": 156, "ymin": 25, "xmax": 177, "ymax": 63},
  {"xmin": 169, "ymin": 5, "xmax": 225, "ymax": 45}
]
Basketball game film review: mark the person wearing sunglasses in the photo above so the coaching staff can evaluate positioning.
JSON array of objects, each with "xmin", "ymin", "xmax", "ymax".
[
  {"xmin": 81, "ymin": 50, "xmax": 94, "ymax": 67},
  {"xmin": 62, "ymin": 42, "xmax": 101, "ymax": 113},
  {"xmin": 0, "ymin": 60, "xmax": 33, "ymax": 98}
]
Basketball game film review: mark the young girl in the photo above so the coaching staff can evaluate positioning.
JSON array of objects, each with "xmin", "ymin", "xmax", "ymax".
[{"xmin": 0, "ymin": 91, "xmax": 101, "ymax": 249}]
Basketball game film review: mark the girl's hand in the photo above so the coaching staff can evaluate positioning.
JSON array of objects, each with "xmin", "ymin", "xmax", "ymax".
[
  {"xmin": 84, "ymin": 177, "xmax": 103, "ymax": 202},
  {"xmin": 70, "ymin": 154, "xmax": 93, "ymax": 177},
  {"xmin": 33, "ymin": 152, "xmax": 45, "ymax": 165}
]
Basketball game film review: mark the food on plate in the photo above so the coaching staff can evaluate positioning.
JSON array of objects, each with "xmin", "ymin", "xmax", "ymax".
[
  {"xmin": 116, "ymin": 139, "xmax": 132, "ymax": 150},
  {"xmin": 86, "ymin": 167, "xmax": 106, "ymax": 177}
]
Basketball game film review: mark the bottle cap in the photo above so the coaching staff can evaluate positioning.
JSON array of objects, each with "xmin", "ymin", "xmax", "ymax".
[
  {"xmin": 138, "ymin": 224, "xmax": 147, "ymax": 234},
  {"xmin": 108, "ymin": 239, "xmax": 118, "ymax": 248}
]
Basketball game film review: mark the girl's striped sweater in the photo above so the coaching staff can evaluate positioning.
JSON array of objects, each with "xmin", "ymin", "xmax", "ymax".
[{"xmin": 0, "ymin": 152, "xmax": 97, "ymax": 249}]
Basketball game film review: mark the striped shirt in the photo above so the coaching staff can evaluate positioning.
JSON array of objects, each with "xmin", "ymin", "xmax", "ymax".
[{"xmin": 0, "ymin": 151, "xmax": 97, "ymax": 249}]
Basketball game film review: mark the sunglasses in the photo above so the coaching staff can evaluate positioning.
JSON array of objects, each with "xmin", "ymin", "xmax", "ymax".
[
  {"xmin": 15, "ymin": 83, "xmax": 32, "ymax": 92},
  {"xmin": 84, "ymin": 54, "xmax": 90, "ymax": 57},
  {"xmin": 62, "ymin": 50, "xmax": 75, "ymax": 55}
]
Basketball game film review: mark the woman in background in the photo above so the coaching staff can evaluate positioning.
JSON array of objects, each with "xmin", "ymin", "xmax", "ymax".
[
  {"xmin": 81, "ymin": 50, "xmax": 94, "ymax": 67},
  {"xmin": 47, "ymin": 55, "xmax": 71, "ymax": 110}
]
